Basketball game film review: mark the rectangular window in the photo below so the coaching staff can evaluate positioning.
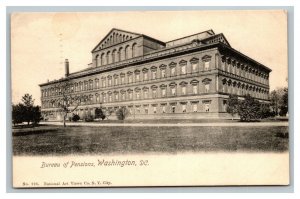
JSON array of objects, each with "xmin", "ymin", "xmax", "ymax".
[
  {"xmin": 171, "ymin": 67, "xmax": 176, "ymax": 76},
  {"xmin": 182, "ymin": 86, "xmax": 186, "ymax": 95},
  {"xmin": 114, "ymin": 78, "xmax": 118, "ymax": 85},
  {"xmin": 172, "ymin": 106, "xmax": 176, "ymax": 113},
  {"xmin": 135, "ymin": 74, "xmax": 140, "ymax": 82},
  {"xmin": 136, "ymin": 92, "xmax": 140, "ymax": 99},
  {"xmin": 153, "ymin": 106, "xmax": 157, "ymax": 114},
  {"xmin": 144, "ymin": 90, "xmax": 148, "ymax": 99},
  {"xmin": 205, "ymin": 103, "xmax": 210, "ymax": 112},
  {"xmin": 103, "ymin": 95, "xmax": 106, "ymax": 102},
  {"xmin": 136, "ymin": 107, "xmax": 140, "ymax": 114},
  {"xmin": 122, "ymin": 93, "xmax": 125, "ymax": 100},
  {"xmin": 153, "ymin": 90, "xmax": 157, "ymax": 98},
  {"xmin": 162, "ymin": 89, "xmax": 166, "ymax": 97},
  {"xmin": 143, "ymin": 73, "xmax": 148, "ymax": 80},
  {"xmin": 161, "ymin": 69, "xmax": 166, "ymax": 77},
  {"xmin": 193, "ymin": 104, "xmax": 198, "ymax": 112},
  {"xmin": 181, "ymin": 65, "xmax": 186, "ymax": 74},
  {"xmin": 171, "ymin": 87, "xmax": 176, "ymax": 96},
  {"xmin": 152, "ymin": 71, "xmax": 157, "ymax": 79},
  {"xmin": 193, "ymin": 85, "xmax": 198, "ymax": 94},
  {"xmin": 109, "ymin": 95, "xmax": 112, "ymax": 102},
  {"xmin": 128, "ymin": 75, "xmax": 133, "ymax": 83},
  {"xmin": 145, "ymin": 107, "xmax": 148, "ymax": 114},
  {"xmin": 182, "ymin": 104, "xmax": 186, "ymax": 113},
  {"xmin": 108, "ymin": 79, "xmax": 112, "ymax": 86},
  {"xmin": 129, "ymin": 92, "xmax": 133, "ymax": 100},
  {"xmin": 204, "ymin": 61, "xmax": 210, "ymax": 71},
  {"xmin": 102, "ymin": 80, "xmax": 106, "ymax": 87},
  {"xmin": 205, "ymin": 84, "xmax": 210, "ymax": 93},
  {"xmin": 162, "ymin": 106, "xmax": 166, "ymax": 113},
  {"xmin": 115, "ymin": 94, "xmax": 119, "ymax": 100},
  {"xmin": 192, "ymin": 63, "xmax": 197, "ymax": 72},
  {"xmin": 121, "ymin": 76, "xmax": 125, "ymax": 84}
]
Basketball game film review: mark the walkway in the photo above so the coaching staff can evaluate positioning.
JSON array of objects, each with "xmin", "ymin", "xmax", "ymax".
[{"xmin": 40, "ymin": 121, "xmax": 288, "ymax": 127}]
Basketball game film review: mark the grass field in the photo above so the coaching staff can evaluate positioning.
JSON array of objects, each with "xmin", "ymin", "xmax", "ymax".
[{"xmin": 12, "ymin": 125, "xmax": 289, "ymax": 156}]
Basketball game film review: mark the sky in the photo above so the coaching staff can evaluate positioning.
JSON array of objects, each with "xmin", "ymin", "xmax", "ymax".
[{"xmin": 11, "ymin": 10, "xmax": 288, "ymax": 105}]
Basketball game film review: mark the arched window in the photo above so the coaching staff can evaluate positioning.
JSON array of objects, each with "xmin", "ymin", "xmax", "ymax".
[
  {"xmin": 132, "ymin": 43, "xmax": 137, "ymax": 57},
  {"xmin": 95, "ymin": 54, "xmax": 100, "ymax": 67},
  {"xmin": 101, "ymin": 53, "xmax": 105, "ymax": 65},
  {"xmin": 107, "ymin": 51, "xmax": 111, "ymax": 64},
  {"xmin": 112, "ymin": 49, "xmax": 117, "ymax": 63},
  {"xmin": 119, "ymin": 47, "xmax": 123, "ymax": 61},
  {"xmin": 125, "ymin": 45, "xmax": 130, "ymax": 59}
]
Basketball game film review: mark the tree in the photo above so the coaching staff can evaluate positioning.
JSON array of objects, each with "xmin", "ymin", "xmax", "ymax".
[
  {"xmin": 21, "ymin": 94, "xmax": 35, "ymax": 125},
  {"xmin": 270, "ymin": 87, "xmax": 288, "ymax": 116},
  {"xmin": 54, "ymin": 80, "xmax": 83, "ymax": 127},
  {"xmin": 116, "ymin": 107, "xmax": 129, "ymax": 120},
  {"xmin": 259, "ymin": 103, "xmax": 273, "ymax": 119},
  {"xmin": 238, "ymin": 94, "xmax": 261, "ymax": 122},
  {"xmin": 12, "ymin": 103, "xmax": 25, "ymax": 126},
  {"xmin": 95, "ymin": 107, "xmax": 106, "ymax": 120},
  {"xmin": 226, "ymin": 94, "xmax": 239, "ymax": 120},
  {"xmin": 279, "ymin": 87, "xmax": 288, "ymax": 116},
  {"xmin": 12, "ymin": 94, "xmax": 42, "ymax": 126}
]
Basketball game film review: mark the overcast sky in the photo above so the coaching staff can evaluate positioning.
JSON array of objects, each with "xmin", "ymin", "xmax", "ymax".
[{"xmin": 11, "ymin": 10, "xmax": 288, "ymax": 105}]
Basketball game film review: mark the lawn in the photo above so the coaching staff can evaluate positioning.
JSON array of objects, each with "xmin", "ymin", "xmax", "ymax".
[{"xmin": 13, "ymin": 125, "xmax": 289, "ymax": 156}]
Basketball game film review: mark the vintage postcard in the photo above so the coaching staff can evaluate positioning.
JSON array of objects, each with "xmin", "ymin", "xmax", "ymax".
[{"xmin": 11, "ymin": 10, "xmax": 289, "ymax": 187}]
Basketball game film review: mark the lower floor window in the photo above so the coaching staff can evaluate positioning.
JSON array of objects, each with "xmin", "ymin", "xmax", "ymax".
[{"xmin": 193, "ymin": 104, "xmax": 198, "ymax": 112}]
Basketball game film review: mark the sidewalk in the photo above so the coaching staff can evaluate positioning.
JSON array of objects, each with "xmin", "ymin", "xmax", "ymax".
[{"xmin": 40, "ymin": 121, "xmax": 288, "ymax": 127}]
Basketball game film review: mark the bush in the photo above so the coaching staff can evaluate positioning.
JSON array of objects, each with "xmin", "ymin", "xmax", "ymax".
[
  {"xmin": 238, "ymin": 95, "xmax": 261, "ymax": 122},
  {"xmin": 95, "ymin": 108, "xmax": 106, "ymax": 120},
  {"xmin": 116, "ymin": 107, "xmax": 129, "ymax": 120},
  {"xmin": 259, "ymin": 104, "xmax": 272, "ymax": 119},
  {"xmin": 84, "ymin": 115, "xmax": 94, "ymax": 122},
  {"xmin": 72, "ymin": 114, "xmax": 80, "ymax": 122}
]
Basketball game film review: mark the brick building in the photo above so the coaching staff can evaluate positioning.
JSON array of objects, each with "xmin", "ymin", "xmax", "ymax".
[{"xmin": 39, "ymin": 28, "xmax": 271, "ymax": 120}]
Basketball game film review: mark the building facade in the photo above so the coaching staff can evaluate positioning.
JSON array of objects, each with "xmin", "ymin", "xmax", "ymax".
[{"xmin": 39, "ymin": 28, "xmax": 271, "ymax": 120}]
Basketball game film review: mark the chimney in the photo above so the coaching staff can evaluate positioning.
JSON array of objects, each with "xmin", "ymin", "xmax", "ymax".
[{"xmin": 65, "ymin": 59, "xmax": 69, "ymax": 77}]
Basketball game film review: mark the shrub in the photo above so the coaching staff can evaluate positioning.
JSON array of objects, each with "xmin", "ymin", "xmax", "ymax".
[
  {"xmin": 95, "ymin": 108, "xmax": 106, "ymax": 120},
  {"xmin": 238, "ymin": 94, "xmax": 261, "ymax": 122},
  {"xmin": 116, "ymin": 107, "xmax": 129, "ymax": 120},
  {"xmin": 84, "ymin": 115, "xmax": 94, "ymax": 122},
  {"xmin": 72, "ymin": 114, "xmax": 80, "ymax": 122}
]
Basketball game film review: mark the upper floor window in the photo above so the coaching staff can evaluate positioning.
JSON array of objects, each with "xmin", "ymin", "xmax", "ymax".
[
  {"xmin": 202, "ymin": 55, "xmax": 212, "ymax": 71},
  {"xmin": 162, "ymin": 105, "xmax": 166, "ymax": 113},
  {"xmin": 95, "ymin": 79, "xmax": 99, "ymax": 89},
  {"xmin": 108, "ymin": 77, "xmax": 112, "ymax": 86},
  {"xmin": 181, "ymin": 86, "xmax": 186, "ymax": 95},
  {"xmin": 161, "ymin": 69, "xmax": 166, "ymax": 78},
  {"xmin": 135, "ymin": 73, "xmax": 140, "ymax": 82},
  {"xmin": 114, "ymin": 76, "xmax": 118, "ymax": 85},
  {"xmin": 161, "ymin": 88, "xmax": 166, "ymax": 97},
  {"xmin": 171, "ymin": 67, "xmax": 176, "ymax": 76},
  {"xmin": 205, "ymin": 84, "xmax": 210, "ymax": 93},
  {"xmin": 129, "ymin": 92, "xmax": 133, "ymax": 100},
  {"xmin": 181, "ymin": 65, "xmax": 186, "ymax": 74},
  {"xmin": 152, "ymin": 89, "xmax": 157, "ymax": 98},
  {"xmin": 143, "ymin": 72, "xmax": 148, "ymax": 81},
  {"xmin": 152, "ymin": 71, "xmax": 157, "ymax": 79},
  {"xmin": 121, "ymin": 75, "xmax": 125, "ymax": 84},
  {"xmin": 89, "ymin": 80, "xmax": 93, "ymax": 90},
  {"xmin": 144, "ymin": 89, "xmax": 149, "ymax": 99},
  {"xmin": 102, "ymin": 78, "xmax": 106, "ymax": 87},
  {"xmin": 193, "ymin": 85, "xmax": 198, "ymax": 94},
  {"xmin": 171, "ymin": 87, "xmax": 176, "ymax": 96},
  {"xmin": 128, "ymin": 74, "xmax": 133, "ymax": 83}
]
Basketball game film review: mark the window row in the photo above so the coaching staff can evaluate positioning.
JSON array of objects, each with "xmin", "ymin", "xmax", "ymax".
[
  {"xmin": 221, "ymin": 56, "xmax": 269, "ymax": 85},
  {"xmin": 95, "ymin": 42, "xmax": 138, "ymax": 66},
  {"xmin": 221, "ymin": 78, "xmax": 269, "ymax": 100}
]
